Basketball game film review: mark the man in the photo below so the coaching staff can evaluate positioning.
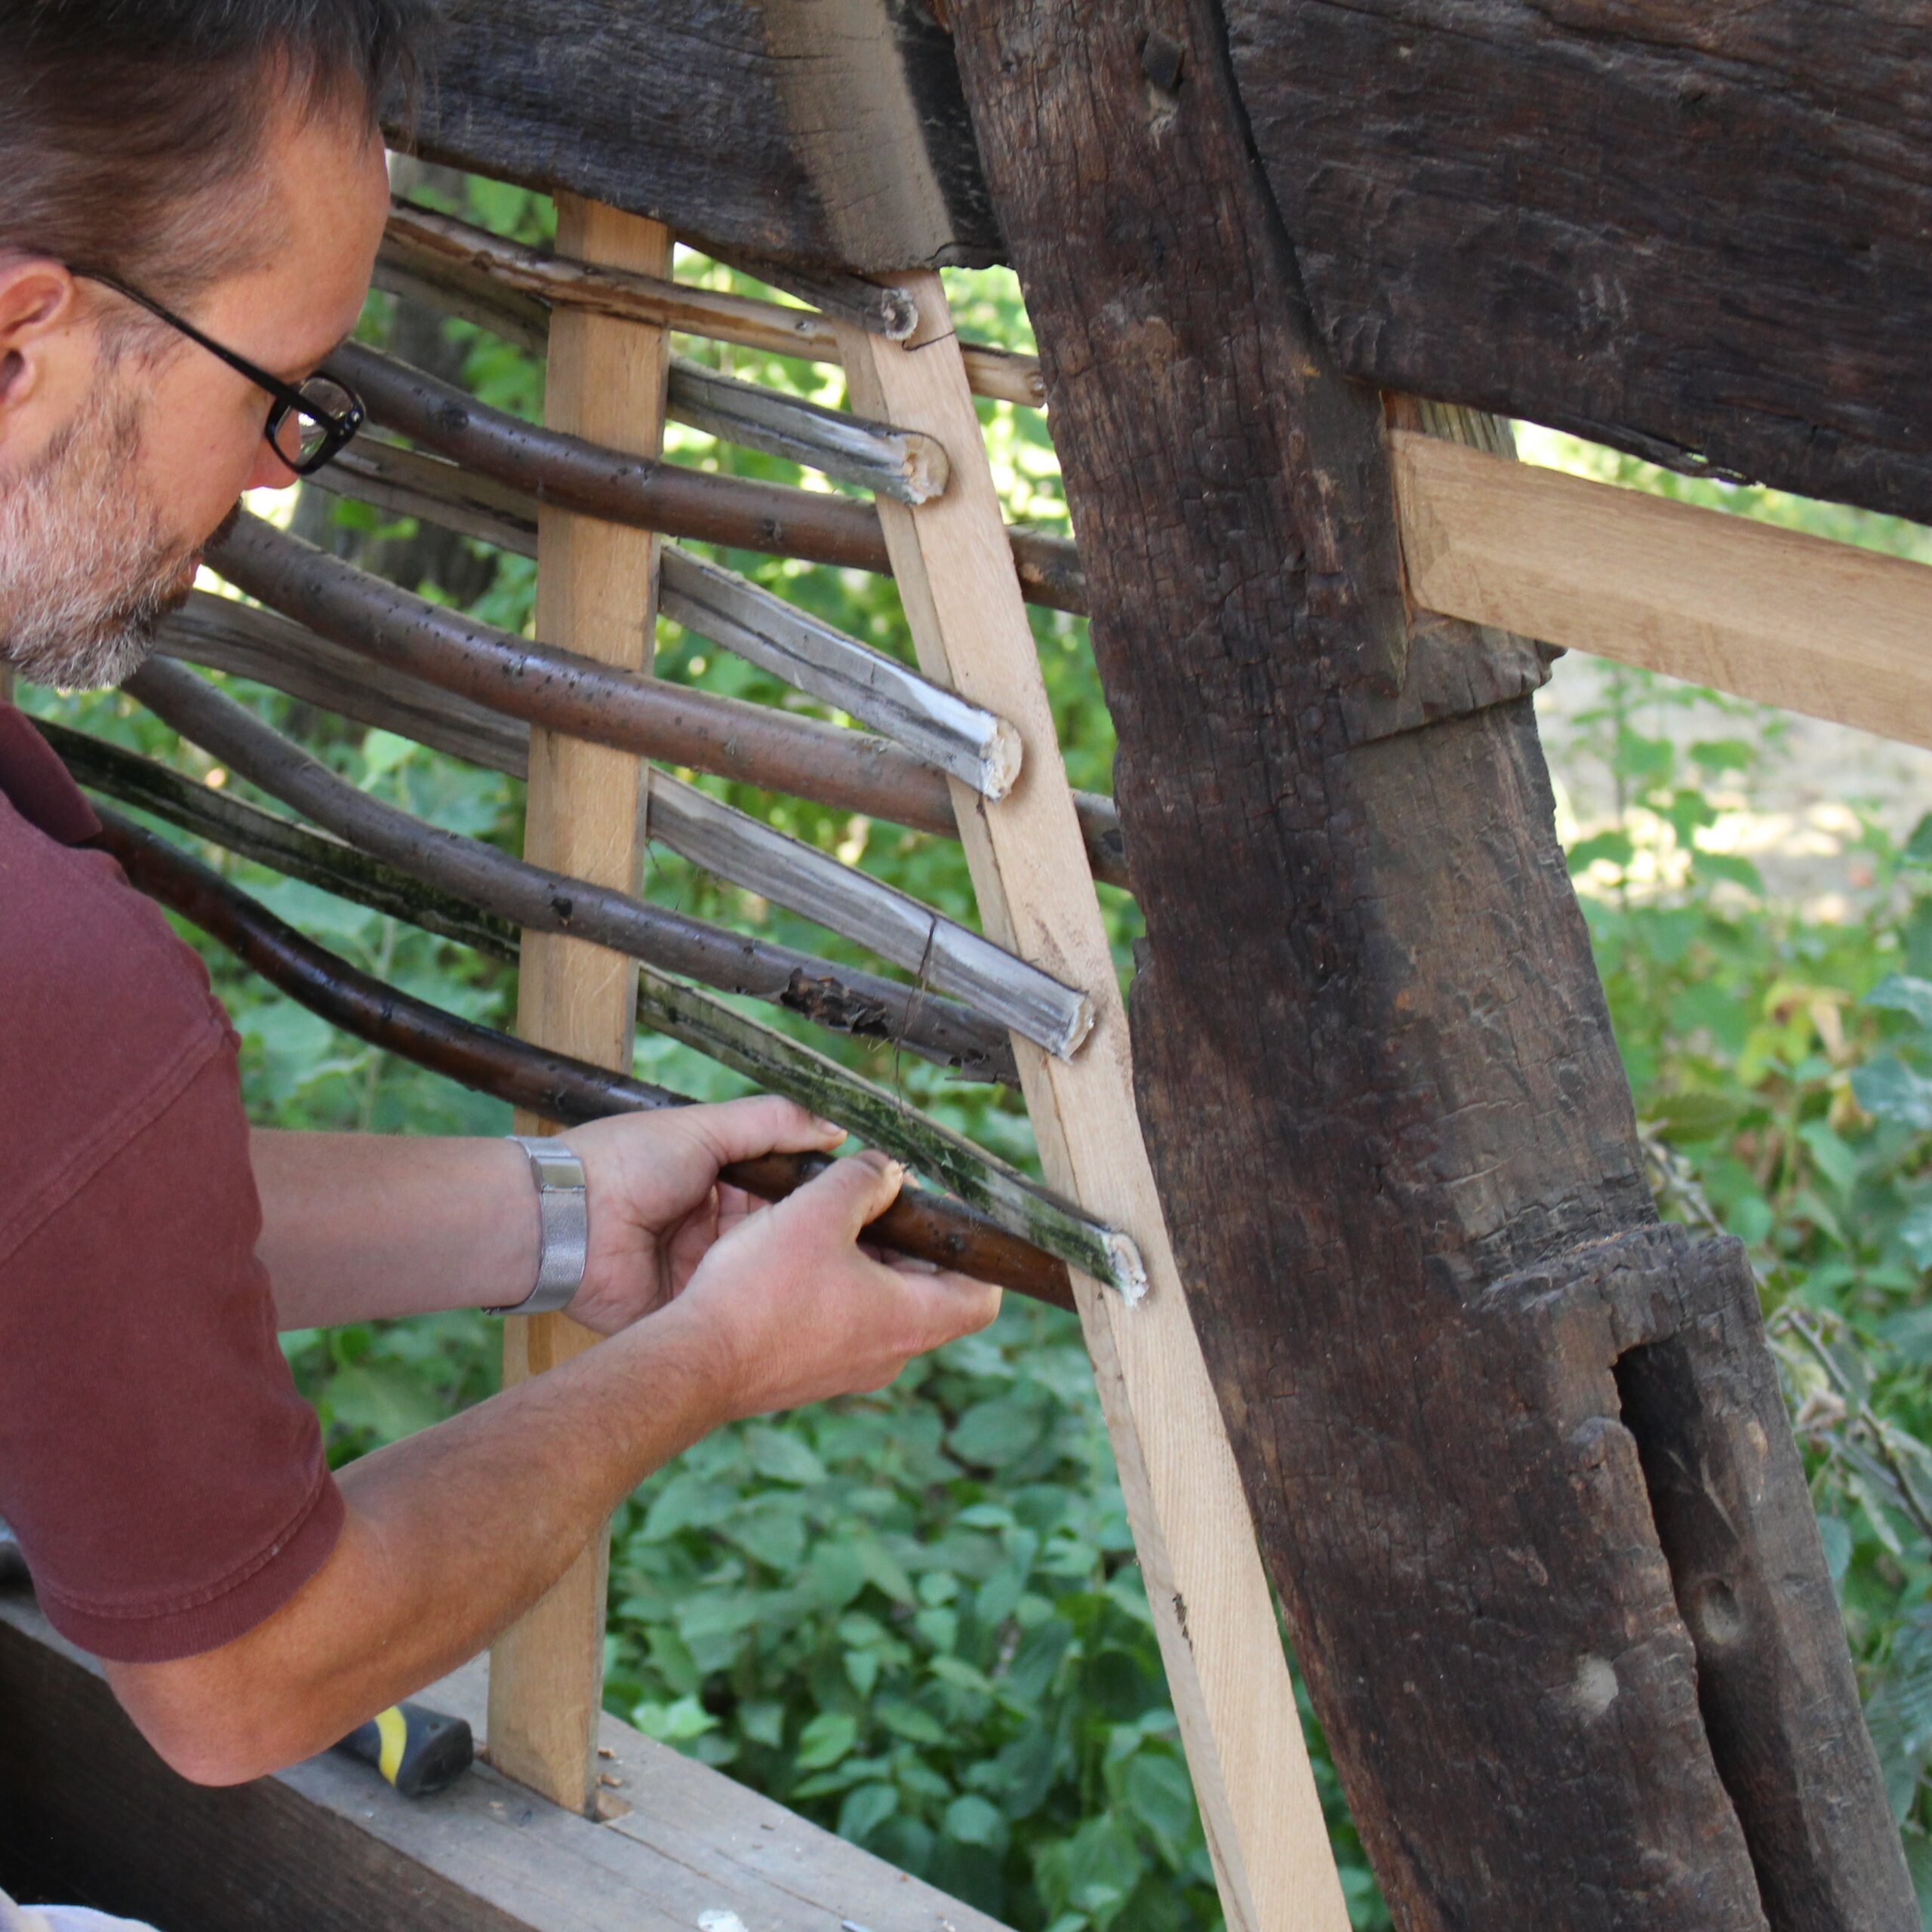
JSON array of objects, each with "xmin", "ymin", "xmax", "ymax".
[{"xmin": 0, "ymin": 0, "xmax": 999, "ymax": 1838}]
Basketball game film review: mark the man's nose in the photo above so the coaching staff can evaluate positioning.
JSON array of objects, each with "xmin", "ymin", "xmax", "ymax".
[{"xmin": 244, "ymin": 440, "xmax": 300, "ymax": 494}]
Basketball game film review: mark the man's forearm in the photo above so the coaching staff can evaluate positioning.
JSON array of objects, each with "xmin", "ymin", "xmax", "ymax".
[
  {"xmin": 251, "ymin": 1129, "xmax": 539, "ymax": 1327},
  {"xmin": 104, "ymin": 1299, "xmax": 726, "ymax": 1784}
]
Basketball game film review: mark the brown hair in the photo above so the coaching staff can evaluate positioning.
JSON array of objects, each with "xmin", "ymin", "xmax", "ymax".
[{"xmin": 1, "ymin": 2, "xmax": 435, "ymax": 308}]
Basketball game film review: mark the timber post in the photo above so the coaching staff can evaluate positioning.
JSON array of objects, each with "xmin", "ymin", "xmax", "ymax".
[
  {"xmin": 948, "ymin": 3, "xmax": 1912, "ymax": 1926},
  {"xmin": 485, "ymin": 196, "xmax": 672, "ymax": 1816}
]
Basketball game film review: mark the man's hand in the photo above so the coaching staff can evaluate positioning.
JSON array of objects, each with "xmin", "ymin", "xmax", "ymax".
[
  {"xmin": 558, "ymin": 1098, "xmax": 848, "ymax": 1335},
  {"xmin": 115, "ymin": 1137, "xmax": 1000, "ymax": 1787},
  {"xmin": 671, "ymin": 1149, "xmax": 1004, "ymax": 1417}
]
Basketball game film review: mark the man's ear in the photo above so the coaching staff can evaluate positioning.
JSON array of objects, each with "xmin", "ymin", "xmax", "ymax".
[{"xmin": 0, "ymin": 258, "xmax": 85, "ymax": 420}]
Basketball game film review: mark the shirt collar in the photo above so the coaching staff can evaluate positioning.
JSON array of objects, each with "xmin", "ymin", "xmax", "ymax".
[{"xmin": 0, "ymin": 703, "xmax": 103, "ymax": 847}]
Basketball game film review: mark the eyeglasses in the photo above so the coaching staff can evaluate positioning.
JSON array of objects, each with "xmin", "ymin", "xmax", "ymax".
[{"xmin": 70, "ymin": 268, "xmax": 365, "ymax": 478}]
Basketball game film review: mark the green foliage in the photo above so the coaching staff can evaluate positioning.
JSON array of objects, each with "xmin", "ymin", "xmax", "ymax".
[
  {"xmin": 1558, "ymin": 656, "xmax": 1932, "ymax": 1889},
  {"xmin": 605, "ymin": 1305, "xmax": 1232, "ymax": 1929}
]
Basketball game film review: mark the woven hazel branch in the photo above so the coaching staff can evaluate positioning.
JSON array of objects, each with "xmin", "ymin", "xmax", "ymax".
[
  {"xmin": 46, "ymin": 728, "xmax": 1140, "ymax": 1298},
  {"xmin": 89, "ymin": 807, "xmax": 1084, "ymax": 1308},
  {"xmin": 152, "ymin": 595, "xmax": 1093, "ymax": 1057},
  {"xmin": 128, "ymin": 657, "xmax": 1032, "ymax": 1079},
  {"xmin": 208, "ymin": 512, "xmax": 974, "ymax": 834},
  {"xmin": 288, "ymin": 456, "xmax": 1135, "ymax": 891},
  {"xmin": 328, "ymin": 341, "xmax": 1087, "ymax": 616},
  {"xmin": 380, "ymin": 198, "xmax": 1048, "ymax": 408}
]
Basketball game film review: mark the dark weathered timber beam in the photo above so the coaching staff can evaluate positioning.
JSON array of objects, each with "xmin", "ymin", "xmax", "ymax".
[
  {"xmin": 949, "ymin": 3, "xmax": 1911, "ymax": 1924},
  {"xmin": 1226, "ymin": 0, "xmax": 1932, "ymax": 525},
  {"xmin": 392, "ymin": 0, "xmax": 1001, "ymax": 275}
]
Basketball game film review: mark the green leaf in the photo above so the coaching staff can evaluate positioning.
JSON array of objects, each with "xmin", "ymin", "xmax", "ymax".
[
  {"xmin": 1872, "ymin": 975, "xmax": 1932, "ymax": 1032},
  {"xmin": 1855, "ymin": 1058, "xmax": 1932, "ymax": 1131},
  {"xmin": 1694, "ymin": 851, "xmax": 1765, "ymax": 895},
  {"xmin": 1123, "ymin": 1750, "xmax": 1198, "ymax": 1849},
  {"xmin": 738, "ymin": 1700, "xmax": 786, "ymax": 1749},
  {"xmin": 641, "ymin": 1474, "xmax": 740, "ymax": 1542},
  {"xmin": 1567, "ymin": 829, "xmax": 1635, "ymax": 875},
  {"xmin": 632, "ymin": 1696, "xmax": 718, "ymax": 1744},
  {"xmin": 1897, "ymin": 1208, "xmax": 1932, "ymax": 1274},
  {"xmin": 950, "ymin": 1390, "xmax": 1051, "ymax": 1469},
  {"xmin": 837, "ymin": 1781, "xmax": 899, "ymax": 1843},
  {"xmin": 746, "ymin": 1424, "xmax": 828, "ymax": 1485},
  {"xmin": 323, "ymin": 1361, "xmax": 445, "ymax": 1443},
  {"xmin": 875, "ymin": 1697, "xmax": 949, "ymax": 1746},
  {"xmin": 1647, "ymin": 1090, "xmax": 1740, "ymax": 1145},
  {"xmin": 944, "ymin": 1794, "xmax": 1008, "ymax": 1848},
  {"xmin": 795, "ymin": 1711, "xmax": 860, "ymax": 1770},
  {"xmin": 726, "ymin": 1495, "xmax": 810, "ymax": 1571}
]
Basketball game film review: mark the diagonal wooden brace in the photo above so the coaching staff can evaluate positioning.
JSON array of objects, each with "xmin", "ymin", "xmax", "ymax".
[{"xmin": 836, "ymin": 276, "xmax": 1350, "ymax": 1932}]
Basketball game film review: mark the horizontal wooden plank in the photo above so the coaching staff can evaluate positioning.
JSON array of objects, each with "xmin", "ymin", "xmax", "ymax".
[
  {"xmin": 1229, "ymin": 0, "xmax": 1932, "ymax": 524},
  {"xmin": 395, "ymin": 0, "xmax": 1001, "ymax": 274},
  {"xmin": 1393, "ymin": 431, "xmax": 1932, "ymax": 751},
  {"xmin": 0, "ymin": 1595, "xmax": 1011, "ymax": 1932}
]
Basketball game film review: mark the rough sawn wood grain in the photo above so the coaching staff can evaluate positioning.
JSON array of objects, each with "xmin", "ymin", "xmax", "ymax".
[
  {"xmin": 395, "ymin": 0, "xmax": 1001, "ymax": 273},
  {"xmin": 1225, "ymin": 0, "xmax": 1932, "ymax": 525},
  {"xmin": 949, "ymin": 2, "xmax": 1912, "ymax": 1924}
]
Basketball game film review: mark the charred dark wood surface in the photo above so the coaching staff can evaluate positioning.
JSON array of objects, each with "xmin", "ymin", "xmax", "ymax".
[
  {"xmin": 95, "ymin": 811, "xmax": 1074, "ymax": 1308},
  {"xmin": 950, "ymin": 4, "xmax": 1909, "ymax": 1924},
  {"xmin": 397, "ymin": 0, "xmax": 1001, "ymax": 276},
  {"xmin": 1227, "ymin": 0, "xmax": 1932, "ymax": 522}
]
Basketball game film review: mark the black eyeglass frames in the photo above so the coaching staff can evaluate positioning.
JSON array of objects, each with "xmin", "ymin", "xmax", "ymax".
[{"xmin": 69, "ymin": 268, "xmax": 365, "ymax": 478}]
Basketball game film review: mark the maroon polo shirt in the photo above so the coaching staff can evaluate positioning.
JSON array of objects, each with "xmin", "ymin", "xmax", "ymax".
[{"xmin": 0, "ymin": 704, "xmax": 343, "ymax": 1661}]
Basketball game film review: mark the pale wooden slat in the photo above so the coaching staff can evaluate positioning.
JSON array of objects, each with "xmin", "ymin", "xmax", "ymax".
[
  {"xmin": 486, "ymin": 198, "xmax": 671, "ymax": 1818},
  {"xmin": 1393, "ymin": 429, "xmax": 1932, "ymax": 749},
  {"xmin": 836, "ymin": 278, "xmax": 1349, "ymax": 1932}
]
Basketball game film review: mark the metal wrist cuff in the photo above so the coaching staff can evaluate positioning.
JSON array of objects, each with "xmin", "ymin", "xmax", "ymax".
[{"xmin": 494, "ymin": 1135, "xmax": 589, "ymax": 1317}]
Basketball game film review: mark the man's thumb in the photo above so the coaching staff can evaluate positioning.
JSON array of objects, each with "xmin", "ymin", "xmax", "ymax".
[{"xmin": 796, "ymin": 1149, "xmax": 905, "ymax": 1239}]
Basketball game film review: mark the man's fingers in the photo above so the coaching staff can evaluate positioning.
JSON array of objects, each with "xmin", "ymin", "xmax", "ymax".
[
  {"xmin": 786, "ymin": 1148, "xmax": 905, "ymax": 1242},
  {"xmin": 689, "ymin": 1096, "xmax": 845, "ymax": 1169}
]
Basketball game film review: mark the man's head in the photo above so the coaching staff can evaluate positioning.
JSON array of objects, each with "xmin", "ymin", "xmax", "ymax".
[{"xmin": 0, "ymin": 2, "xmax": 432, "ymax": 688}]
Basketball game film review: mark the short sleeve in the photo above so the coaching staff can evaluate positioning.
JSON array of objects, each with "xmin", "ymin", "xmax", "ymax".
[{"xmin": 0, "ymin": 1041, "xmax": 343, "ymax": 1663}]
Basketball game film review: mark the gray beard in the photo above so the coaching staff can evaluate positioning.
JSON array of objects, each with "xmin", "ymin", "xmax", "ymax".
[{"xmin": 0, "ymin": 383, "xmax": 205, "ymax": 692}]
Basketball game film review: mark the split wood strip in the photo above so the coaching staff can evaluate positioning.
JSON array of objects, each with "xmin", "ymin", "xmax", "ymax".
[
  {"xmin": 383, "ymin": 201, "xmax": 1048, "ymax": 408},
  {"xmin": 666, "ymin": 356, "xmax": 948, "ymax": 504},
  {"xmin": 1394, "ymin": 431, "xmax": 1932, "ymax": 752},
  {"xmin": 128, "ymin": 658, "xmax": 1022, "ymax": 1079},
  {"xmin": 657, "ymin": 546, "xmax": 1020, "ymax": 798},
  {"xmin": 380, "ymin": 241, "xmax": 954, "ymax": 501},
  {"xmin": 648, "ymin": 776, "xmax": 1091, "ymax": 1059},
  {"xmin": 329, "ymin": 342, "xmax": 1088, "ymax": 615},
  {"xmin": 43, "ymin": 720, "xmax": 1124, "ymax": 1289},
  {"xmin": 151, "ymin": 597, "xmax": 1071, "ymax": 1061},
  {"xmin": 837, "ymin": 278, "xmax": 1347, "ymax": 1932},
  {"xmin": 491, "ymin": 198, "xmax": 670, "ymax": 1817}
]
